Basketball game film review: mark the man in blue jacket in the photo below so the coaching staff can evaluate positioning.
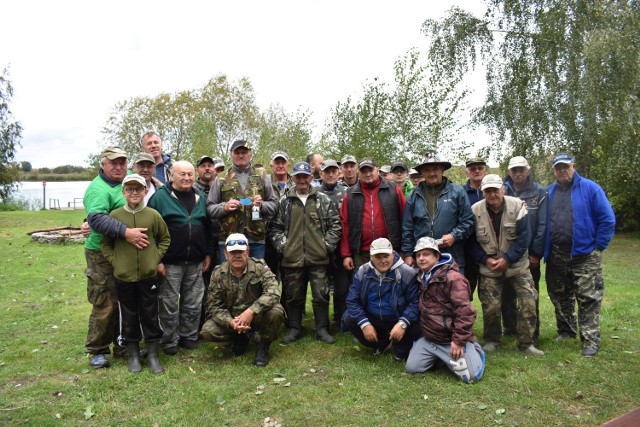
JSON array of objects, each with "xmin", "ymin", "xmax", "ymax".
[
  {"xmin": 545, "ymin": 153, "xmax": 615, "ymax": 357},
  {"xmin": 343, "ymin": 238, "xmax": 420, "ymax": 361},
  {"xmin": 401, "ymin": 154, "xmax": 474, "ymax": 274}
]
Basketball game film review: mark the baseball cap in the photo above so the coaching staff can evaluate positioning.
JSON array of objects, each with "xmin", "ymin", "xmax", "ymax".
[
  {"xmin": 508, "ymin": 156, "xmax": 530, "ymax": 169},
  {"xmin": 101, "ymin": 146, "xmax": 127, "ymax": 160},
  {"xmin": 213, "ymin": 158, "xmax": 225, "ymax": 169},
  {"xmin": 413, "ymin": 236, "xmax": 441, "ymax": 255},
  {"xmin": 390, "ymin": 161, "xmax": 408, "ymax": 173},
  {"xmin": 408, "ymin": 168, "xmax": 420, "ymax": 176},
  {"xmin": 415, "ymin": 154, "xmax": 452, "ymax": 172},
  {"xmin": 133, "ymin": 152, "xmax": 155, "ymax": 164},
  {"xmin": 480, "ymin": 174, "xmax": 504, "ymax": 191},
  {"xmin": 341, "ymin": 154, "xmax": 357, "ymax": 165},
  {"xmin": 292, "ymin": 161, "xmax": 312, "ymax": 176},
  {"xmin": 230, "ymin": 139, "xmax": 250, "ymax": 152},
  {"xmin": 465, "ymin": 157, "xmax": 486, "ymax": 167},
  {"xmin": 320, "ymin": 159, "xmax": 339, "ymax": 171},
  {"xmin": 225, "ymin": 233, "xmax": 248, "ymax": 252},
  {"xmin": 271, "ymin": 151, "xmax": 289, "ymax": 162},
  {"xmin": 197, "ymin": 155, "xmax": 214, "ymax": 166},
  {"xmin": 122, "ymin": 174, "xmax": 147, "ymax": 188},
  {"xmin": 380, "ymin": 165, "xmax": 391, "ymax": 173},
  {"xmin": 552, "ymin": 152, "xmax": 574, "ymax": 167},
  {"xmin": 358, "ymin": 158, "xmax": 377, "ymax": 170},
  {"xmin": 370, "ymin": 238, "xmax": 393, "ymax": 255}
]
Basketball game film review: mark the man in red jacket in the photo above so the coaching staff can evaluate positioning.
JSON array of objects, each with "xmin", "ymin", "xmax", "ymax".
[
  {"xmin": 405, "ymin": 237, "xmax": 485, "ymax": 383},
  {"xmin": 340, "ymin": 157, "xmax": 406, "ymax": 272}
]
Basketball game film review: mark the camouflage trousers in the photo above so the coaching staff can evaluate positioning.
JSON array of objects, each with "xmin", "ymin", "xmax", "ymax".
[
  {"xmin": 159, "ymin": 262, "xmax": 205, "ymax": 348},
  {"xmin": 545, "ymin": 249, "xmax": 604, "ymax": 350},
  {"xmin": 84, "ymin": 249, "xmax": 120, "ymax": 355},
  {"xmin": 283, "ymin": 265, "xmax": 330, "ymax": 329},
  {"xmin": 200, "ymin": 305, "xmax": 285, "ymax": 344},
  {"xmin": 478, "ymin": 270, "xmax": 538, "ymax": 348}
]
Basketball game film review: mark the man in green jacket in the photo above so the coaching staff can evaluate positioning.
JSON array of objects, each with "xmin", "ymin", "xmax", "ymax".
[{"xmin": 270, "ymin": 162, "xmax": 342, "ymax": 344}]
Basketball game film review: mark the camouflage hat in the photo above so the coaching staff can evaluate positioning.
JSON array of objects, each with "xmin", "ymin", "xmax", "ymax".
[
  {"xmin": 414, "ymin": 236, "xmax": 441, "ymax": 255},
  {"xmin": 380, "ymin": 165, "xmax": 391, "ymax": 174},
  {"xmin": 213, "ymin": 158, "xmax": 225, "ymax": 169},
  {"xmin": 133, "ymin": 152, "xmax": 155, "ymax": 164},
  {"xmin": 341, "ymin": 154, "xmax": 357, "ymax": 165},
  {"xmin": 101, "ymin": 146, "xmax": 127, "ymax": 160},
  {"xmin": 270, "ymin": 151, "xmax": 289, "ymax": 162},
  {"xmin": 465, "ymin": 157, "xmax": 486, "ymax": 167}
]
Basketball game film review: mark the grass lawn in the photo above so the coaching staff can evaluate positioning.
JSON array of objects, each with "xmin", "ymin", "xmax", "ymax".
[{"xmin": 0, "ymin": 210, "xmax": 638, "ymax": 426}]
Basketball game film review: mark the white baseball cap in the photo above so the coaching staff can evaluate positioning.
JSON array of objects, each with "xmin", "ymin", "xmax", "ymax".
[
  {"xmin": 225, "ymin": 233, "xmax": 248, "ymax": 252},
  {"xmin": 370, "ymin": 238, "xmax": 393, "ymax": 255}
]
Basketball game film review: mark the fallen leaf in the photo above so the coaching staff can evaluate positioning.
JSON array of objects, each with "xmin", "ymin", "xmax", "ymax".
[
  {"xmin": 40, "ymin": 340, "xmax": 48, "ymax": 344},
  {"xmin": 255, "ymin": 390, "xmax": 264, "ymax": 395},
  {"xmin": 55, "ymin": 414, "xmax": 61, "ymax": 419},
  {"xmin": 611, "ymin": 336, "xmax": 620, "ymax": 339},
  {"xmin": 84, "ymin": 405, "xmax": 95, "ymax": 420},
  {"xmin": 495, "ymin": 408, "xmax": 506, "ymax": 415},
  {"xmin": 273, "ymin": 377, "xmax": 286, "ymax": 383},
  {"xmin": 32, "ymin": 349, "xmax": 39, "ymax": 353},
  {"xmin": 257, "ymin": 385, "xmax": 265, "ymax": 391},
  {"xmin": 283, "ymin": 382, "xmax": 291, "ymax": 387},
  {"xmin": 188, "ymin": 366, "xmax": 195, "ymax": 374},
  {"xmin": 309, "ymin": 368, "xmax": 317, "ymax": 373},
  {"xmin": 576, "ymin": 391, "xmax": 584, "ymax": 399},
  {"xmin": 51, "ymin": 325, "xmax": 58, "ymax": 329},
  {"xmin": 478, "ymin": 404, "xmax": 488, "ymax": 410}
]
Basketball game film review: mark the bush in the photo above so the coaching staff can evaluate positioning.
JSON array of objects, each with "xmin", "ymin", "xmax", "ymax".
[{"xmin": 0, "ymin": 194, "xmax": 43, "ymax": 211}]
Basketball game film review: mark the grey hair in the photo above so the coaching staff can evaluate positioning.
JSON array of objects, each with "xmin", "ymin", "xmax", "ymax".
[{"xmin": 140, "ymin": 130, "xmax": 161, "ymax": 148}]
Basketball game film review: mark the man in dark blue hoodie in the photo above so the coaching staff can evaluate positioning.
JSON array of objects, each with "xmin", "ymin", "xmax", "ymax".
[
  {"xmin": 140, "ymin": 130, "xmax": 174, "ymax": 185},
  {"xmin": 343, "ymin": 238, "xmax": 420, "ymax": 361}
]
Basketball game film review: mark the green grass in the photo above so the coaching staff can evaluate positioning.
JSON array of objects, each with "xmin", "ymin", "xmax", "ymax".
[{"xmin": 0, "ymin": 211, "xmax": 638, "ymax": 426}]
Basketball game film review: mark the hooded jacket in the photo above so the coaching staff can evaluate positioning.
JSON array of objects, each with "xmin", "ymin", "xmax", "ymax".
[
  {"xmin": 503, "ymin": 174, "xmax": 547, "ymax": 258},
  {"xmin": 345, "ymin": 252, "xmax": 419, "ymax": 329},
  {"xmin": 417, "ymin": 253, "xmax": 477, "ymax": 345}
]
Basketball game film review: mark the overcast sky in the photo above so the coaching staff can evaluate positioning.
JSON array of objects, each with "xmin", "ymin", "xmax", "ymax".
[{"xmin": 1, "ymin": 0, "xmax": 487, "ymax": 168}]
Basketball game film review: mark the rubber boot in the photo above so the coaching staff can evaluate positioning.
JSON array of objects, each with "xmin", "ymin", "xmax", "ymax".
[
  {"xmin": 126, "ymin": 342, "xmax": 142, "ymax": 373},
  {"xmin": 254, "ymin": 340, "xmax": 271, "ymax": 367},
  {"xmin": 147, "ymin": 341, "xmax": 164, "ymax": 375},
  {"xmin": 314, "ymin": 305, "xmax": 335, "ymax": 344},
  {"xmin": 282, "ymin": 304, "xmax": 302, "ymax": 344}
]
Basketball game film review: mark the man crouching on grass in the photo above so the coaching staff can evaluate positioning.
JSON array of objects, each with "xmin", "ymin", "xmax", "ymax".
[
  {"xmin": 201, "ymin": 233, "xmax": 285, "ymax": 367},
  {"xmin": 406, "ymin": 237, "xmax": 485, "ymax": 383}
]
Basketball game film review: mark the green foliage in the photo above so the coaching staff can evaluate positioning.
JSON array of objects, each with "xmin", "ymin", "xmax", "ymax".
[
  {"xmin": 320, "ymin": 48, "xmax": 469, "ymax": 167},
  {"xmin": 1, "ymin": 211, "xmax": 639, "ymax": 426},
  {"xmin": 423, "ymin": 1, "xmax": 640, "ymax": 229},
  {"xmin": 256, "ymin": 104, "xmax": 314, "ymax": 165},
  {"xmin": 0, "ymin": 194, "xmax": 42, "ymax": 211},
  {"xmin": 20, "ymin": 161, "xmax": 32, "ymax": 172},
  {"xmin": 0, "ymin": 67, "xmax": 23, "ymax": 200}
]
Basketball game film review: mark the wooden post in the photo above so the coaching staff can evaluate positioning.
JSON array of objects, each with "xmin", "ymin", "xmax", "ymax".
[{"xmin": 42, "ymin": 181, "xmax": 46, "ymax": 210}]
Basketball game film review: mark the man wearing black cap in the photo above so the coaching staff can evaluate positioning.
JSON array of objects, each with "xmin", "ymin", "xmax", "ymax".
[
  {"xmin": 401, "ymin": 154, "xmax": 474, "ymax": 273},
  {"xmin": 544, "ymin": 153, "xmax": 615, "ymax": 357},
  {"xmin": 340, "ymin": 157, "xmax": 406, "ymax": 272},
  {"xmin": 206, "ymin": 140, "xmax": 278, "ymax": 261},
  {"xmin": 390, "ymin": 161, "xmax": 414, "ymax": 199},
  {"xmin": 462, "ymin": 157, "xmax": 488, "ymax": 298}
]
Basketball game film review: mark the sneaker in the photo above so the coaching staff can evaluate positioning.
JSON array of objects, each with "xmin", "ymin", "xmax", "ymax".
[
  {"xmin": 178, "ymin": 338, "xmax": 199, "ymax": 350},
  {"xmin": 482, "ymin": 342, "xmax": 499, "ymax": 352},
  {"xmin": 556, "ymin": 333, "xmax": 575, "ymax": 343},
  {"xmin": 163, "ymin": 346, "xmax": 179, "ymax": 356},
  {"xmin": 519, "ymin": 345, "xmax": 544, "ymax": 356},
  {"xmin": 581, "ymin": 347, "xmax": 598, "ymax": 357},
  {"xmin": 90, "ymin": 354, "xmax": 110, "ymax": 369}
]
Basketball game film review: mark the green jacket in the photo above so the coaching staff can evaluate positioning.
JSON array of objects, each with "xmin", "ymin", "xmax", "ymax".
[
  {"xmin": 207, "ymin": 258, "xmax": 282, "ymax": 328},
  {"xmin": 83, "ymin": 173, "xmax": 125, "ymax": 251},
  {"xmin": 402, "ymin": 179, "xmax": 415, "ymax": 199},
  {"xmin": 269, "ymin": 187, "xmax": 341, "ymax": 268},
  {"xmin": 101, "ymin": 204, "xmax": 170, "ymax": 282}
]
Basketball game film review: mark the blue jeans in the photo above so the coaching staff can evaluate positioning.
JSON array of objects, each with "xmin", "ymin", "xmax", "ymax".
[{"xmin": 218, "ymin": 242, "xmax": 265, "ymax": 263}]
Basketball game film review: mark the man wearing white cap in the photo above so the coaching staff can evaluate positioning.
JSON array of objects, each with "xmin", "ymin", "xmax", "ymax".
[
  {"xmin": 469, "ymin": 174, "xmax": 543, "ymax": 356},
  {"xmin": 406, "ymin": 237, "xmax": 485, "ymax": 383},
  {"xmin": 343, "ymin": 238, "xmax": 420, "ymax": 360},
  {"xmin": 501, "ymin": 156, "xmax": 547, "ymax": 341},
  {"xmin": 202, "ymin": 233, "xmax": 285, "ymax": 367},
  {"xmin": 544, "ymin": 153, "xmax": 615, "ymax": 357}
]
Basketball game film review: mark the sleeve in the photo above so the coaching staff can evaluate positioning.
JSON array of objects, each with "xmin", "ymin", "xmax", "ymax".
[
  {"xmin": 396, "ymin": 186, "xmax": 406, "ymax": 218},
  {"xmin": 206, "ymin": 178, "xmax": 227, "ymax": 219},
  {"xmin": 88, "ymin": 212, "xmax": 126, "ymax": 239},
  {"xmin": 100, "ymin": 231, "xmax": 116, "ymax": 264},
  {"xmin": 260, "ymin": 175, "xmax": 279, "ymax": 218},
  {"xmin": 504, "ymin": 204, "xmax": 531, "ymax": 264},
  {"xmin": 323, "ymin": 197, "xmax": 342, "ymax": 253},
  {"xmin": 345, "ymin": 268, "xmax": 370, "ymax": 328},
  {"xmin": 593, "ymin": 185, "xmax": 616, "ymax": 250},
  {"xmin": 530, "ymin": 187, "xmax": 547, "ymax": 258},
  {"xmin": 448, "ymin": 271, "xmax": 477, "ymax": 345},
  {"xmin": 207, "ymin": 270, "xmax": 234, "ymax": 328},
  {"xmin": 452, "ymin": 190, "xmax": 475, "ymax": 241},
  {"xmin": 339, "ymin": 193, "xmax": 352, "ymax": 258},
  {"xmin": 248, "ymin": 264, "xmax": 282, "ymax": 315},
  {"xmin": 269, "ymin": 198, "xmax": 287, "ymax": 254},
  {"xmin": 154, "ymin": 212, "xmax": 171, "ymax": 261},
  {"xmin": 399, "ymin": 272, "xmax": 420, "ymax": 325},
  {"xmin": 400, "ymin": 196, "xmax": 416, "ymax": 256}
]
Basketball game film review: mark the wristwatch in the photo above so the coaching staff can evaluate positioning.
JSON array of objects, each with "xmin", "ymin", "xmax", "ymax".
[{"xmin": 399, "ymin": 321, "xmax": 407, "ymax": 329}]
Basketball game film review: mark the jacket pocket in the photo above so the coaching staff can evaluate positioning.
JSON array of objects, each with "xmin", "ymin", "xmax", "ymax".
[
  {"xmin": 476, "ymin": 226, "xmax": 490, "ymax": 244},
  {"xmin": 504, "ymin": 222, "xmax": 517, "ymax": 240}
]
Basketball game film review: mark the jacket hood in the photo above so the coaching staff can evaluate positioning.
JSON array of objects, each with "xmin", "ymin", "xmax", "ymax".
[
  {"xmin": 419, "ymin": 252, "xmax": 455, "ymax": 283},
  {"xmin": 367, "ymin": 251, "xmax": 404, "ymax": 275}
]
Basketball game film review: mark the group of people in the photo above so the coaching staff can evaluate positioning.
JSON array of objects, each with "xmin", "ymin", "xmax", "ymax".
[{"xmin": 81, "ymin": 131, "xmax": 616, "ymax": 382}]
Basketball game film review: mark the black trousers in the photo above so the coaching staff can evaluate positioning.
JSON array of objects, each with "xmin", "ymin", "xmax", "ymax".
[
  {"xmin": 115, "ymin": 277, "xmax": 163, "ymax": 344},
  {"xmin": 343, "ymin": 315, "xmax": 420, "ymax": 359}
]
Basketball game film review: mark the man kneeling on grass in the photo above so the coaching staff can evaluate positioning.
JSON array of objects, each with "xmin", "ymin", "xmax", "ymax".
[
  {"xmin": 201, "ymin": 233, "xmax": 285, "ymax": 367},
  {"xmin": 406, "ymin": 237, "xmax": 485, "ymax": 383},
  {"xmin": 343, "ymin": 238, "xmax": 420, "ymax": 361}
]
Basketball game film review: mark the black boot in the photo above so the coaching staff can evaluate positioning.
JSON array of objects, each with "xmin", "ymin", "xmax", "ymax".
[
  {"xmin": 126, "ymin": 342, "xmax": 142, "ymax": 373},
  {"xmin": 282, "ymin": 304, "xmax": 302, "ymax": 344},
  {"xmin": 254, "ymin": 341, "xmax": 271, "ymax": 367},
  {"xmin": 314, "ymin": 305, "xmax": 335, "ymax": 344},
  {"xmin": 147, "ymin": 341, "xmax": 164, "ymax": 375},
  {"xmin": 231, "ymin": 333, "xmax": 249, "ymax": 356}
]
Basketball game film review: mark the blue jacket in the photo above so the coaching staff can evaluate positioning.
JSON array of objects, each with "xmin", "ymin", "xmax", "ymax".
[
  {"xmin": 463, "ymin": 180, "xmax": 483, "ymax": 207},
  {"xmin": 544, "ymin": 172, "xmax": 615, "ymax": 259},
  {"xmin": 504, "ymin": 175, "xmax": 547, "ymax": 258},
  {"xmin": 401, "ymin": 178, "xmax": 474, "ymax": 267},
  {"xmin": 345, "ymin": 252, "xmax": 419, "ymax": 328}
]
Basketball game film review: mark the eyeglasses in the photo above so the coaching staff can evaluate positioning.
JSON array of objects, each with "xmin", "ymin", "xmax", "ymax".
[
  {"xmin": 226, "ymin": 239, "xmax": 248, "ymax": 247},
  {"xmin": 124, "ymin": 187, "xmax": 145, "ymax": 194}
]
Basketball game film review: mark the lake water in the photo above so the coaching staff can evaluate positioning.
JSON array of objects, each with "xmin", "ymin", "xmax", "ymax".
[{"xmin": 18, "ymin": 181, "xmax": 91, "ymax": 210}]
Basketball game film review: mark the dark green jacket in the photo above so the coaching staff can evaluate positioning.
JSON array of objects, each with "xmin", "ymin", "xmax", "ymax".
[{"xmin": 270, "ymin": 188, "xmax": 341, "ymax": 268}]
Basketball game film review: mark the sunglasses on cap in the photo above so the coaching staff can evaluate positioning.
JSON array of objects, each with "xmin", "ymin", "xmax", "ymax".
[{"xmin": 226, "ymin": 239, "xmax": 248, "ymax": 247}]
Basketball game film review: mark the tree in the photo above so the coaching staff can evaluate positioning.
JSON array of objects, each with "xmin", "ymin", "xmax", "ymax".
[
  {"xmin": 256, "ymin": 104, "xmax": 314, "ymax": 165},
  {"xmin": 20, "ymin": 161, "xmax": 32, "ymax": 172},
  {"xmin": 423, "ymin": 1, "xmax": 640, "ymax": 229},
  {"xmin": 0, "ymin": 67, "xmax": 23, "ymax": 201},
  {"xmin": 320, "ymin": 48, "xmax": 469, "ymax": 167}
]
